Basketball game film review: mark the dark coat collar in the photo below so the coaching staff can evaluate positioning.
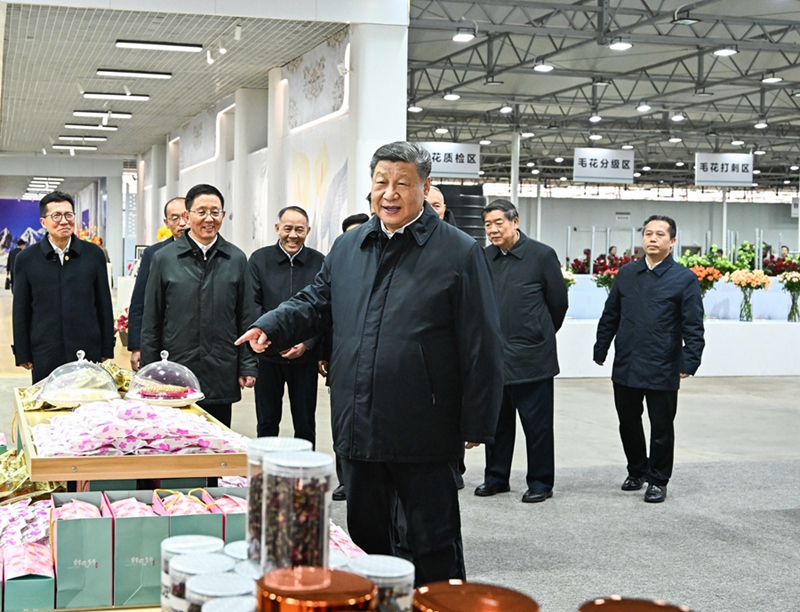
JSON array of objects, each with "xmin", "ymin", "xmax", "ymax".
[
  {"xmin": 176, "ymin": 231, "xmax": 232, "ymax": 258},
  {"xmin": 39, "ymin": 235, "xmax": 84, "ymax": 260},
  {"xmin": 487, "ymin": 230, "xmax": 528, "ymax": 260},
  {"xmin": 360, "ymin": 202, "xmax": 439, "ymax": 248},
  {"xmin": 271, "ymin": 241, "xmax": 311, "ymax": 265},
  {"xmin": 634, "ymin": 253, "xmax": 676, "ymax": 276}
]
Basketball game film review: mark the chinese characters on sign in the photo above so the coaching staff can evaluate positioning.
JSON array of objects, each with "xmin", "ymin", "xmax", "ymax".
[
  {"xmin": 417, "ymin": 142, "xmax": 481, "ymax": 178},
  {"xmin": 695, "ymin": 153, "xmax": 753, "ymax": 186},
  {"xmin": 572, "ymin": 148, "xmax": 635, "ymax": 184}
]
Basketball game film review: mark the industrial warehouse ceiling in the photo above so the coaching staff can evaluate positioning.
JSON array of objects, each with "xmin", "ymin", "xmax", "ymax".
[
  {"xmin": 407, "ymin": 0, "xmax": 800, "ymax": 188},
  {"xmin": 1, "ymin": 1, "xmax": 800, "ymax": 196}
]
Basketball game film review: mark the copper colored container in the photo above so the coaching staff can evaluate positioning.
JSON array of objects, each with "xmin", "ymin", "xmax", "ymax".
[
  {"xmin": 412, "ymin": 580, "xmax": 539, "ymax": 611},
  {"xmin": 579, "ymin": 597, "xmax": 693, "ymax": 611},
  {"xmin": 257, "ymin": 567, "xmax": 377, "ymax": 611}
]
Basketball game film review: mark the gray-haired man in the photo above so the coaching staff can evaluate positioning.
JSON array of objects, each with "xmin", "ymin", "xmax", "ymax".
[{"xmin": 237, "ymin": 141, "xmax": 503, "ymax": 585}]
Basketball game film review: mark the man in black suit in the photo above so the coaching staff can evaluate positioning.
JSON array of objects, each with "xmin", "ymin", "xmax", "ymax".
[
  {"xmin": 12, "ymin": 191, "xmax": 114, "ymax": 382},
  {"xmin": 127, "ymin": 197, "xmax": 188, "ymax": 370},
  {"xmin": 6, "ymin": 239, "xmax": 26, "ymax": 291},
  {"xmin": 475, "ymin": 199, "xmax": 568, "ymax": 503}
]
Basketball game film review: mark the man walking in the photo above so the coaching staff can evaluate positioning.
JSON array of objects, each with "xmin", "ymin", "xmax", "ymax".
[
  {"xmin": 594, "ymin": 215, "xmax": 705, "ymax": 503},
  {"xmin": 6, "ymin": 239, "xmax": 26, "ymax": 291},
  {"xmin": 12, "ymin": 191, "xmax": 114, "ymax": 382},
  {"xmin": 141, "ymin": 184, "xmax": 257, "ymax": 427},
  {"xmin": 127, "ymin": 197, "xmax": 188, "ymax": 371},
  {"xmin": 475, "ymin": 199, "xmax": 568, "ymax": 503},
  {"xmin": 248, "ymin": 206, "xmax": 324, "ymax": 443},
  {"xmin": 237, "ymin": 141, "xmax": 503, "ymax": 585}
]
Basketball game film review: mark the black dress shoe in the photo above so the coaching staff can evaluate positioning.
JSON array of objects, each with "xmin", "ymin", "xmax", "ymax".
[
  {"xmin": 621, "ymin": 475, "xmax": 646, "ymax": 491},
  {"xmin": 644, "ymin": 483, "xmax": 667, "ymax": 503},
  {"xmin": 474, "ymin": 482, "xmax": 510, "ymax": 497},
  {"xmin": 521, "ymin": 489, "xmax": 553, "ymax": 503},
  {"xmin": 331, "ymin": 484, "xmax": 347, "ymax": 501}
]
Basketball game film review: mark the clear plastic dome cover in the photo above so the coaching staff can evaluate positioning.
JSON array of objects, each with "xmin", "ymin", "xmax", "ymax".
[
  {"xmin": 125, "ymin": 350, "xmax": 204, "ymax": 406},
  {"xmin": 38, "ymin": 350, "xmax": 120, "ymax": 407}
]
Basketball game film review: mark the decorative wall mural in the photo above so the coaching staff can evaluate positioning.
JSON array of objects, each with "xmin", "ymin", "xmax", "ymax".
[
  {"xmin": 0, "ymin": 198, "xmax": 45, "ymax": 272},
  {"xmin": 173, "ymin": 108, "xmax": 217, "ymax": 171},
  {"xmin": 284, "ymin": 28, "xmax": 349, "ymax": 130}
]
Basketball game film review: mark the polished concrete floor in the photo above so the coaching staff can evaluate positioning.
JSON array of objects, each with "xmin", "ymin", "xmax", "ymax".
[{"xmin": 2, "ymin": 289, "xmax": 799, "ymax": 610}]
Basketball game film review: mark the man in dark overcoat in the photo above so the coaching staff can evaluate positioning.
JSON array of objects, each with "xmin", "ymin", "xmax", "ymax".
[
  {"xmin": 141, "ymin": 184, "xmax": 257, "ymax": 427},
  {"xmin": 7, "ymin": 239, "xmax": 26, "ymax": 291},
  {"xmin": 594, "ymin": 214, "xmax": 705, "ymax": 503},
  {"xmin": 237, "ymin": 141, "xmax": 504, "ymax": 585},
  {"xmin": 475, "ymin": 199, "xmax": 568, "ymax": 503},
  {"xmin": 12, "ymin": 191, "xmax": 114, "ymax": 382},
  {"xmin": 248, "ymin": 205, "xmax": 324, "ymax": 443},
  {"xmin": 127, "ymin": 197, "xmax": 188, "ymax": 371}
]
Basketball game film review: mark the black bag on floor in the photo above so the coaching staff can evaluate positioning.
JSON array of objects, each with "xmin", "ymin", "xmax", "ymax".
[{"xmin": 4, "ymin": 276, "xmax": 10, "ymax": 290}]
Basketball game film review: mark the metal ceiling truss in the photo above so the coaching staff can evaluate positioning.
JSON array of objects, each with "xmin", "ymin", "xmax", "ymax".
[{"xmin": 408, "ymin": 0, "xmax": 800, "ymax": 186}]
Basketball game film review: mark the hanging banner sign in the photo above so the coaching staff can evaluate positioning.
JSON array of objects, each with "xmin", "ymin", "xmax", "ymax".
[
  {"xmin": 572, "ymin": 148, "xmax": 634, "ymax": 184},
  {"xmin": 694, "ymin": 153, "xmax": 753, "ymax": 186},
  {"xmin": 417, "ymin": 142, "xmax": 481, "ymax": 178}
]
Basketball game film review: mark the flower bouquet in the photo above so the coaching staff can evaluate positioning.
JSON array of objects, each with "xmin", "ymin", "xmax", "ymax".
[
  {"xmin": 115, "ymin": 308, "xmax": 129, "ymax": 347},
  {"xmin": 592, "ymin": 268, "xmax": 618, "ymax": 293},
  {"xmin": 724, "ymin": 269, "xmax": 771, "ymax": 321},
  {"xmin": 689, "ymin": 265, "xmax": 723, "ymax": 299},
  {"xmin": 562, "ymin": 268, "xmax": 577, "ymax": 291},
  {"xmin": 778, "ymin": 270, "xmax": 800, "ymax": 322}
]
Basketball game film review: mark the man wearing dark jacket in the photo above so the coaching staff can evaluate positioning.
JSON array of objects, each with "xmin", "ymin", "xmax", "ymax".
[
  {"xmin": 13, "ymin": 191, "xmax": 114, "ymax": 382},
  {"xmin": 6, "ymin": 239, "xmax": 26, "ymax": 291},
  {"xmin": 237, "ymin": 141, "xmax": 504, "ymax": 585},
  {"xmin": 594, "ymin": 214, "xmax": 704, "ymax": 503},
  {"xmin": 141, "ymin": 184, "xmax": 257, "ymax": 427},
  {"xmin": 248, "ymin": 206, "xmax": 324, "ymax": 443},
  {"xmin": 127, "ymin": 197, "xmax": 188, "ymax": 371},
  {"xmin": 476, "ymin": 199, "xmax": 568, "ymax": 503}
]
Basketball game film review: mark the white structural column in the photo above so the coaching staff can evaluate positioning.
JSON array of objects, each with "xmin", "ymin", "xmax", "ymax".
[
  {"xmin": 510, "ymin": 129, "xmax": 520, "ymax": 208},
  {"xmin": 721, "ymin": 186, "xmax": 728, "ymax": 255},
  {"xmin": 232, "ymin": 88, "xmax": 268, "ymax": 255},
  {"xmin": 106, "ymin": 175, "xmax": 124, "ymax": 279},
  {"xmin": 347, "ymin": 22, "xmax": 408, "ymax": 215},
  {"xmin": 266, "ymin": 67, "xmax": 287, "ymax": 229}
]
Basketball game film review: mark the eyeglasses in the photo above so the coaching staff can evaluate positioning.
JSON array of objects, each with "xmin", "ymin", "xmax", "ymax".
[
  {"xmin": 43, "ymin": 212, "xmax": 75, "ymax": 222},
  {"xmin": 189, "ymin": 208, "xmax": 223, "ymax": 219}
]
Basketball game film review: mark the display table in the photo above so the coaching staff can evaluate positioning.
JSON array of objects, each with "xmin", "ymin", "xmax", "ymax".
[
  {"xmin": 15, "ymin": 390, "xmax": 247, "ymax": 482},
  {"xmin": 557, "ymin": 319, "xmax": 800, "ymax": 378}
]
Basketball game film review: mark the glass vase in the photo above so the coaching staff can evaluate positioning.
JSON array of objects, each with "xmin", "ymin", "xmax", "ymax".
[
  {"xmin": 739, "ymin": 287, "xmax": 754, "ymax": 322},
  {"xmin": 789, "ymin": 291, "xmax": 800, "ymax": 323}
]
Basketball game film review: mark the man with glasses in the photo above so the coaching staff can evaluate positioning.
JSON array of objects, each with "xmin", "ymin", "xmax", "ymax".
[
  {"xmin": 127, "ymin": 197, "xmax": 188, "ymax": 371},
  {"xmin": 141, "ymin": 184, "xmax": 257, "ymax": 427},
  {"xmin": 12, "ymin": 191, "xmax": 114, "ymax": 382}
]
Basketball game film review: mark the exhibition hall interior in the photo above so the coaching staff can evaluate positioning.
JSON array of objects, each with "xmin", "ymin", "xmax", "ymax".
[{"xmin": 0, "ymin": 1, "xmax": 799, "ymax": 611}]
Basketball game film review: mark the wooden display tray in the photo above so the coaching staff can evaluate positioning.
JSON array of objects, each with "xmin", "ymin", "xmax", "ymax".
[{"xmin": 14, "ymin": 389, "xmax": 247, "ymax": 482}]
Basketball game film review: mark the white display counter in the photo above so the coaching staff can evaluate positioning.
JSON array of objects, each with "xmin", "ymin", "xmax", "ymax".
[
  {"xmin": 557, "ymin": 319, "xmax": 800, "ymax": 378},
  {"xmin": 116, "ymin": 276, "xmax": 136, "ymax": 312}
]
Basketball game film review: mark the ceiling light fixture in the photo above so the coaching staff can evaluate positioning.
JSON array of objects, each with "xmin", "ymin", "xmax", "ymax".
[
  {"xmin": 621, "ymin": 144, "xmax": 634, "ymax": 150},
  {"xmin": 219, "ymin": 39, "xmax": 227, "ymax": 55},
  {"xmin": 791, "ymin": 164, "xmax": 799, "ymax": 171},
  {"xmin": 753, "ymin": 169, "xmax": 761, "ymax": 174},
  {"xmin": 531, "ymin": 169, "xmax": 541, "ymax": 175},
  {"xmin": 116, "ymin": 40, "xmax": 203, "ymax": 53},
  {"xmin": 435, "ymin": 126, "xmax": 449, "ymax": 134},
  {"xmin": 64, "ymin": 123, "xmax": 118, "ymax": 131},
  {"xmin": 478, "ymin": 170, "xmax": 485, "ymax": 175},
  {"xmin": 83, "ymin": 92, "xmax": 149, "ymax": 101},
  {"xmin": 589, "ymin": 113, "xmax": 602, "ymax": 123},
  {"xmin": 594, "ymin": 78, "xmax": 611, "ymax": 87},
  {"xmin": 499, "ymin": 103, "xmax": 513, "ymax": 114},
  {"xmin": 96, "ymin": 68, "xmax": 171, "ymax": 79},
  {"xmin": 58, "ymin": 136, "xmax": 107, "ymax": 142},
  {"xmin": 207, "ymin": 49, "xmax": 215, "ymax": 65},
  {"xmin": 761, "ymin": 72, "xmax": 783, "ymax": 84},
  {"xmin": 671, "ymin": 112, "xmax": 686, "ymax": 122},
  {"xmin": 633, "ymin": 172, "xmax": 641, "ymax": 177},
  {"xmin": 533, "ymin": 61, "xmax": 554, "ymax": 73},
  {"xmin": 407, "ymin": 104, "xmax": 423, "ymax": 113},
  {"xmin": 521, "ymin": 132, "xmax": 535, "ymax": 138},
  {"xmin": 713, "ymin": 46, "xmax": 738, "ymax": 57},
  {"xmin": 694, "ymin": 87, "xmax": 714, "ymax": 97},
  {"xmin": 484, "ymin": 76, "xmax": 504, "ymax": 86},
  {"xmin": 234, "ymin": 25, "xmax": 242, "ymax": 41},
  {"xmin": 453, "ymin": 26, "xmax": 476, "ymax": 43},
  {"xmin": 754, "ymin": 118, "xmax": 768, "ymax": 129},
  {"xmin": 669, "ymin": 136, "xmax": 682, "ymax": 143},
  {"xmin": 527, "ymin": 162, "xmax": 536, "ymax": 167},
  {"xmin": 754, "ymin": 149, "xmax": 766, "ymax": 155},
  {"xmin": 608, "ymin": 38, "xmax": 633, "ymax": 51},
  {"xmin": 676, "ymin": 161, "xmax": 685, "ymax": 167},
  {"xmin": 672, "ymin": 7, "xmax": 700, "ymax": 25},
  {"xmin": 53, "ymin": 145, "xmax": 97, "ymax": 151},
  {"xmin": 479, "ymin": 139, "xmax": 492, "ymax": 145},
  {"xmin": 443, "ymin": 91, "xmax": 461, "ymax": 101},
  {"xmin": 74, "ymin": 110, "xmax": 132, "ymax": 119},
  {"xmin": 589, "ymin": 133, "xmax": 603, "ymax": 140},
  {"xmin": 731, "ymin": 138, "xmax": 745, "ymax": 146},
  {"xmin": 559, "ymin": 176, "xmax": 568, "ymax": 181},
  {"xmin": 636, "ymin": 101, "xmax": 651, "ymax": 112},
  {"xmin": 554, "ymin": 156, "xmax": 564, "ymax": 163}
]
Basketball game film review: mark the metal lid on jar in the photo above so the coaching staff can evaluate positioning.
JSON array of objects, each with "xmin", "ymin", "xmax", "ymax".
[
  {"xmin": 224, "ymin": 540, "xmax": 249, "ymax": 561},
  {"xmin": 235, "ymin": 560, "xmax": 263, "ymax": 582},
  {"xmin": 262, "ymin": 450, "xmax": 334, "ymax": 479},
  {"xmin": 186, "ymin": 572, "xmax": 255, "ymax": 601},
  {"xmin": 162, "ymin": 535, "xmax": 225, "ymax": 557},
  {"xmin": 202, "ymin": 595, "xmax": 257, "ymax": 612},
  {"xmin": 257, "ymin": 567, "xmax": 377, "ymax": 611},
  {"xmin": 579, "ymin": 597, "xmax": 693, "ymax": 611},
  {"xmin": 413, "ymin": 580, "xmax": 539, "ymax": 612},
  {"xmin": 347, "ymin": 554, "xmax": 414, "ymax": 588},
  {"xmin": 247, "ymin": 437, "xmax": 313, "ymax": 461},
  {"xmin": 170, "ymin": 553, "xmax": 236, "ymax": 581}
]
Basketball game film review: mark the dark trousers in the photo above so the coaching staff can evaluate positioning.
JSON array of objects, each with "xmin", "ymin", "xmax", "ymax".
[
  {"xmin": 199, "ymin": 402, "xmax": 232, "ymax": 428},
  {"xmin": 254, "ymin": 359, "xmax": 318, "ymax": 445},
  {"xmin": 613, "ymin": 383, "xmax": 679, "ymax": 487},
  {"xmin": 341, "ymin": 458, "xmax": 465, "ymax": 586},
  {"xmin": 484, "ymin": 379, "xmax": 554, "ymax": 491}
]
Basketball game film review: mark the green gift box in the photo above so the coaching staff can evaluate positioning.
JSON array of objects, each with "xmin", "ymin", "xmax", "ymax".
[
  {"xmin": 200, "ymin": 487, "xmax": 247, "ymax": 542},
  {"xmin": 52, "ymin": 492, "xmax": 113, "ymax": 609},
  {"xmin": 105, "ymin": 491, "xmax": 169, "ymax": 606},
  {"xmin": 4, "ymin": 575, "xmax": 55, "ymax": 611},
  {"xmin": 153, "ymin": 490, "xmax": 224, "ymax": 539}
]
